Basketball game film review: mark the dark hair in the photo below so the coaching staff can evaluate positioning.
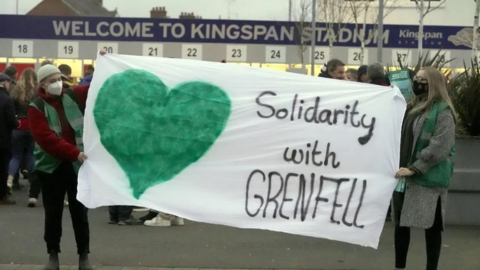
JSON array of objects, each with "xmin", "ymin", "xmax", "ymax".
[
  {"xmin": 58, "ymin": 64, "xmax": 72, "ymax": 76},
  {"xmin": 326, "ymin": 59, "xmax": 345, "ymax": 73},
  {"xmin": 4, "ymin": 66, "xmax": 18, "ymax": 80},
  {"xmin": 86, "ymin": 65, "xmax": 95, "ymax": 74},
  {"xmin": 357, "ymin": 65, "xmax": 368, "ymax": 82}
]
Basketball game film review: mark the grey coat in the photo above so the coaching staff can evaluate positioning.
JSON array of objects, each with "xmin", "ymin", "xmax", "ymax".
[{"xmin": 392, "ymin": 108, "xmax": 455, "ymax": 229}]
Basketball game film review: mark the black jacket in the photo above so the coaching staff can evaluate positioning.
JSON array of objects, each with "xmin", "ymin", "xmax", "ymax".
[
  {"xmin": 370, "ymin": 76, "xmax": 390, "ymax": 86},
  {"xmin": 0, "ymin": 86, "xmax": 17, "ymax": 150},
  {"xmin": 318, "ymin": 72, "xmax": 333, "ymax": 79}
]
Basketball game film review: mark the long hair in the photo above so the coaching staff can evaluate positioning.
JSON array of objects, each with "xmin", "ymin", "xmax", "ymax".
[
  {"xmin": 10, "ymin": 68, "xmax": 37, "ymax": 104},
  {"xmin": 409, "ymin": 67, "xmax": 457, "ymax": 121}
]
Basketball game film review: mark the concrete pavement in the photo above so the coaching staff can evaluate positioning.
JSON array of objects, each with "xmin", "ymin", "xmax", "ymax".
[{"xmin": 1, "ymin": 181, "xmax": 480, "ymax": 270}]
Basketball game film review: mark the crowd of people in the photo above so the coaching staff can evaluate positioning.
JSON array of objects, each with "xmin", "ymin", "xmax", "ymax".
[
  {"xmin": 317, "ymin": 58, "xmax": 392, "ymax": 86},
  {"xmin": 0, "ymin": 54, "xmax": 455, "ymax": 270}
]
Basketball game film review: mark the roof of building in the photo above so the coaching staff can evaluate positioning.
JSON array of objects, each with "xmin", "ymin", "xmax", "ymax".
[{"xmin": 63, "ymin": 0, "xmax": 117, "ymax": 17}]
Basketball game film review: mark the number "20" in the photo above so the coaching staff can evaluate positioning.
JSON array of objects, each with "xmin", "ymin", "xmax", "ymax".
[{"xmin": 353, "ymin": 52, "xmax": 364, "ymax": 61}]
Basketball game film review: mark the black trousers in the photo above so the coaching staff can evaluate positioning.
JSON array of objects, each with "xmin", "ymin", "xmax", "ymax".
[
  {"xmin": 0, "ymin": 150, "xmax": 11, "ymax": 199},
  {"xmin": 28, "ymin": 173, "xmax": 43, "ymax": 199},
  {"xmin": 38, "ymin": 161, "xmax": 90, "ymax": 254},
  {"xmin": 109, "ymin": 206, "xmax": 133, "ymax": 222},
  {"xmin": 394, "ymin": 192, "xmax": 443, "ymax": 270}
]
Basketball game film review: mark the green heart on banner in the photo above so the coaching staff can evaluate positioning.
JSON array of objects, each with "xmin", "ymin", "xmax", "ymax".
[{"xmin": 93, "ymin": 69, "xmax": 232, "ymax": 199}]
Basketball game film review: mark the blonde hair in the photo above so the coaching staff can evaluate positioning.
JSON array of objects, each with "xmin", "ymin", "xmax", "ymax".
[
  {"xmin": 10, "ymin": 68, "xmax": 37, "ymax": 104},
  {"xmin": 409, "ymin": 67, "xmax": 457, "ymax": 121}
]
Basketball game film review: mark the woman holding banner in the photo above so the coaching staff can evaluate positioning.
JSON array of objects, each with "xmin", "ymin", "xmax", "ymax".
[{"xmin": 393, "ymin": 67, "xmax": 456, "ymax": 270}]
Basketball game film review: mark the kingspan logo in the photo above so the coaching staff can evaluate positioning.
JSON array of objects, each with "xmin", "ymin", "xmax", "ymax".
[{"xmin": 399, "ymin": 29, "xmax": 443, "ymax": 40}]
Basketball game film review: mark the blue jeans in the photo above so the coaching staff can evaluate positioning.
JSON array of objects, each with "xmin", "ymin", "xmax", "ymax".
[{"xmin": 8, "ymin": 130, "xmax": 35, "ymax": 177}]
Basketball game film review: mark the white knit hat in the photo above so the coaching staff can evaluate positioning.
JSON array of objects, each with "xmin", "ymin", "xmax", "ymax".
[{"xmin": 37, "ymin": 64, "xmax": 61, "ymax": 82}]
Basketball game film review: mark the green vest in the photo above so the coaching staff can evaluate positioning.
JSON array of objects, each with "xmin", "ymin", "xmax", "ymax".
[
  {"xmin": 29, "ymin": 94, "xmax": 84, "ymax": 174},
  {"xmin": 410, "ymin": 101, "xmax": 455, "ymax": 188}
]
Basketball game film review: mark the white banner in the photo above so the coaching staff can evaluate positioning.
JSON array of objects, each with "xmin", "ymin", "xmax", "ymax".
[{"xmin": 78, "ymin": 53, "xmax": 406, "ymax": 248}]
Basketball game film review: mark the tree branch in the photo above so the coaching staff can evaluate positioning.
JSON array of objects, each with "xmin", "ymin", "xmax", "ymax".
[
  {"xmin": 413, "ymin": 0, "xmax": 447, "ymax": 16},
  {"xmin": 424, "ymin": 0, "xmax": 446, "ymax": 14}
]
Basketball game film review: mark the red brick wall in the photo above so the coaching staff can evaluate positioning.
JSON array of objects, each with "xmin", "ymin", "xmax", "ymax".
[{"xmin": 27, "ymin": 0, "xmax": 78, "ymax": 16}]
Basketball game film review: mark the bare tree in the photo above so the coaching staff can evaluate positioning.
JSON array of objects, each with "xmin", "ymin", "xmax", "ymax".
[
  {"xmin": 473, "ymin": 0, "xmax": 480, "ymax": 60},
  {"xmin": 413, "ymin": 0, "xmax": 447, "ymax": 58},
  {"xmin": 293, "ymin": 0, "xmax": 312, "ymax": 69},
  {"xmin": 317, "ymin": 0, "xmax": 352, "ymax": 59},
  {"xmin": 347, "ymin": 0, "xmax": 398, "ymax": 65}
]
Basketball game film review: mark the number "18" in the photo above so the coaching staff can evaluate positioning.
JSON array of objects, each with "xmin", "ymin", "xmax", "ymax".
[{"xmin": 18, "ymin": 45, "xmax": 28, "ymax": 53}]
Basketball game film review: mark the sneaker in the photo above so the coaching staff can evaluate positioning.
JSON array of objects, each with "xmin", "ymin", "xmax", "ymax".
[
  {"xmin": 0, "ymin": 197, "xmax": 16, "ymax": 205},
  {"xmin": 7, "ymin": 179, "xmax": 13, "ymax": 194},
  {"xmin": 22, "ymin": 170, "xmax": 29, "ymax": 180},
  {"xmin": 144, "ymin": 214, "xmax": 171, "ymax": 227},
  {"xmin": 139, "ymin": 211, "xmax": 158, "ymax": 221},
  {"xmin": 171, "ymin": 217, "xmax": 185, "ymax": 226},
  {"xmin": 118, "ymin": 216, "xmax": 143, "ymax": 226},
  {"xmin": 27, "ymin": 198, "xmax": 37, "ymax": 208},
  {"xmin": 6, "ymin": 179, "xmax": 13, "ymax": 189},
  {"xmin": 108, "ymin": 220, "xmax": 118, "ymax": 225}
]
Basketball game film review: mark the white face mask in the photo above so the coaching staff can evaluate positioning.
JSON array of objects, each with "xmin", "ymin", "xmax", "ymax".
[{"xmin": 46, "ymin": 81, "xmax": 63, "ymax": 96}]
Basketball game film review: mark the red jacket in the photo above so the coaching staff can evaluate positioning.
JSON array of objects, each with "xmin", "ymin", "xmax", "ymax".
[{"xmin": 28, "ymin": 84, "xmax": 89, "ymax": 162}]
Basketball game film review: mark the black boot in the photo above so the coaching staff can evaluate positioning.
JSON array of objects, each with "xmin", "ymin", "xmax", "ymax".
[
  {"xmin": 44, "ymin": 251, "xmax": 59, "ymax": 270},
  {"xmin": 79, "ymin": 252, "xmax": 93, "ymax": 270},
  {"xmin": 139, "ymin": 210, "xmax": 157, "ymax": 221}
]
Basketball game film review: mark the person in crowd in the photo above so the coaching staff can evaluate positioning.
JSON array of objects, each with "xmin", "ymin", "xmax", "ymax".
[
  {"xmin": 7, "ymin": 69, "xmax": 37, "ymax": 206},
  {"xmin": 79, "ymin": 65, "xmax": 94, "ymax": 86},
  {"xmin": 41, "ymin": 60, "xmax": 54, "ymax": 67},
  {"xmin": 367, "ymin": 62, "xmax": 390, "ymax": 86},
  {"xmin": 393, "ymin": 66, "xmax": 456, "ymax": 270},
  {"xmin": 357, "ymin": 65, "xmax": 369, "ymax": 83},
  {"xmin": 28, "ymin": 59, "xmax": 104, "ymax": 269},
  {"xmin": 3, "ymin": 66, "xmax": 18, "ymax": 93},
  {"xmin": 0, "ymin": 74, "xmax": 18, "ymax": 205},
  {"xmin": 345, "ymin": 68, "xmax": 358, "ymax": 81},
  {"xmin": 59, "ymin": 64, "xmax": 78, "ymax": 207},
  {"xmin": 318, "ymin": 59, "xmax": 345, "ymax": 80},
  {"xmin": 2, "ymin": 67, "xmax": 19, "ymax": 195},
  {"xmin": 58, "ymin": 64, "xmax": 74, "ymax": 88},
  {"xmin": 108, "ymin": 205, "xmax": 142, "ymax": 225}
]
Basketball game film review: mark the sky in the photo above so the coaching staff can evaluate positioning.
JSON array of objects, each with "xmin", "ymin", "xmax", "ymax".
[{"xmin": 0, "ymin": 0, "xmax": 293, "ymax": 21}]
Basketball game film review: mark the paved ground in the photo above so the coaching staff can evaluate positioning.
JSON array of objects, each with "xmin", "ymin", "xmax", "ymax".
[{"xmin": 1, "ymin": 181, "xmax": 480, "ymax": 270}]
